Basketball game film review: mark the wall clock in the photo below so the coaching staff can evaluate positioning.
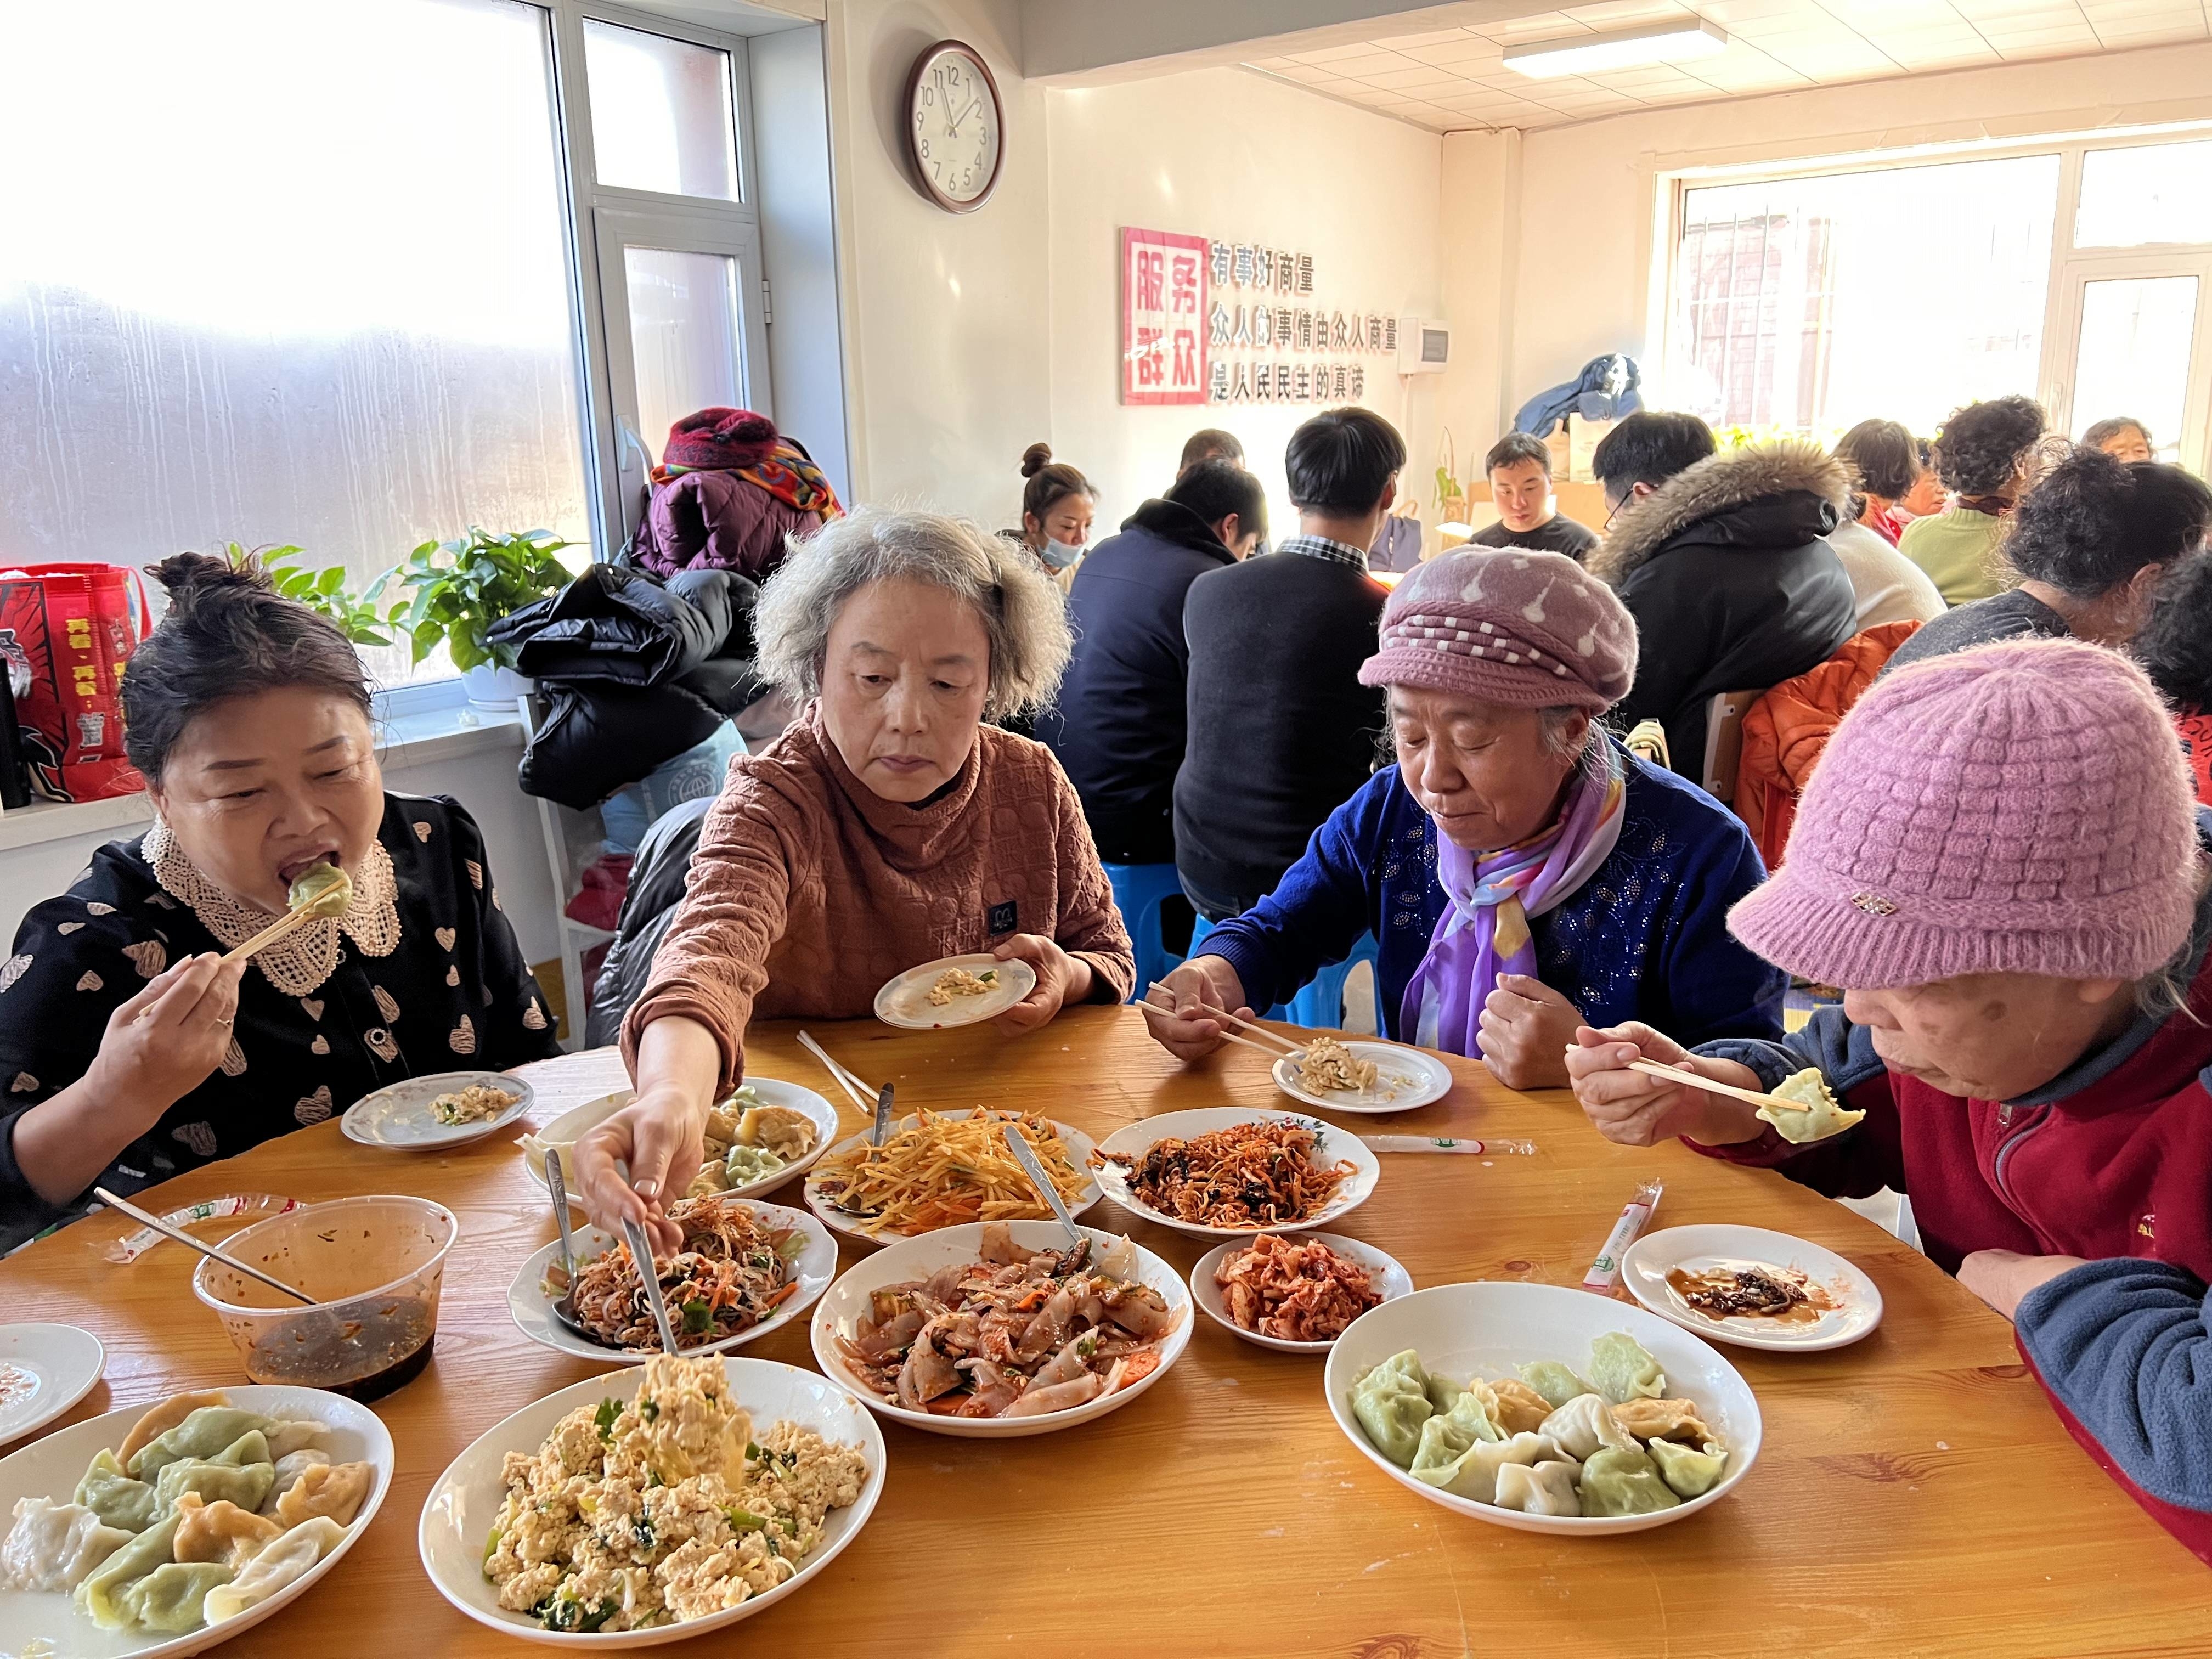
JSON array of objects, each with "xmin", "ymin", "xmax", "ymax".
[{"xmin": 903, "ymin": 40, "xmax": 1003, "ymax": 213}]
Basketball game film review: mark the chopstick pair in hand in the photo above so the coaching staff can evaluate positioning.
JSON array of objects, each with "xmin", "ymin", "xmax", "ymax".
[
  {"xmin": 1137, "ymin": 983, "xmax": 1301, "ymax": 1059},
  {"xmin": 1624, "ymin": 1057, "xmax": 1810, "ymax": 1114}
]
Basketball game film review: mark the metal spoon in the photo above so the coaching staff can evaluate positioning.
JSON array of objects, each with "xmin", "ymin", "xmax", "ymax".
[
  {"xmin": 622, "ymin": 1216, "xmax": 681, "ymax": 1355},
  {"xmin": 541, "ymin": 1150, "xmax": 603, "ymax": 1343},
  {"xmin": 1003, "ymin": 1122, "xmax": 1085, "ymax": 1250},
  {"xmin": 871, "ymin": 1082, "xmax": 896, "ymax": 1148}
]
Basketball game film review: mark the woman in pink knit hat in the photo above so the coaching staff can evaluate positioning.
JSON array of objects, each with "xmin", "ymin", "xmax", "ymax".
[
  {"xmin": 1149, "ymin": 546, "xmax": 1785, "ymax": 1089},
  {"xmin": 1567, "ymin": 636, "xmax": 2212, "ymax": 1561}
]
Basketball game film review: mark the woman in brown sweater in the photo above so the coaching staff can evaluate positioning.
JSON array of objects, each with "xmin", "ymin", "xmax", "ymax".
[{"xmin": 577, "ymin": 507, "xmax": 1135, "ymax": 1246}]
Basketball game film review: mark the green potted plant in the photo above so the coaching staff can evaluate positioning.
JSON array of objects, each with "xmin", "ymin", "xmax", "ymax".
[
  {"xmin": 219, "ymin": 543, "xmax": 394, "ymax": 645},
  {"xmin": 380, "ymin": 527, "xmax": 577, "ymax": 709}
]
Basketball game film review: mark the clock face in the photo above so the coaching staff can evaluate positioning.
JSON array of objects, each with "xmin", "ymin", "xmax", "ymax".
[{"xmin": 907, "ymin": 43, "xmax": 1002, "ymax": 212}]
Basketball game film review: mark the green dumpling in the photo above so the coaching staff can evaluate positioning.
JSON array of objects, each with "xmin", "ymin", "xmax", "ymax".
[
  {"xmin": 117, "ymin": 1560, "xmax": 234, "ymax": 1633},
  {"xmin": 1578, "ymin": 1445, "xmax": 1684, "ymax": 1517},
  {"xmin": 77, "ymin": 1513, "xmax": 181, "ymax": 1629},
  {"xmin": 77, "ymin": 1448, "xmax": 162, "ymax": 1534},
  {"xmin": 1410, "ymin": 1430, "xmax": 1556, "ymax": 1504},
  {"xmin": 1515, "ymin": 1359, "xmax": 1594, "ymax": 1409},
  {"xmin": 127, "ymin": 1408, "xmax": 271, "ymax": 1482},
  {"xmin": 154, "ymin": 1433, "xmax": 275, "ymax": 1516},
  {"xmin": 1587, "ymin": 1332, "xmax": 1666, "ymax": 1404},
  {"xmin": 1649, "ymin": 1437, "xmax": 1730, "ymax": 1499},
  {"xmin": 1351, "ymin": 1351, "xmax": 1435, "ymax": 1469},
  {"xmin": 1423, "ymin": 1371, "xmax": 1466, "ymax": 1416},
  {"xmin": 1758, "ymin": 1066, "xmax": 1866, "ymax": 1144}
]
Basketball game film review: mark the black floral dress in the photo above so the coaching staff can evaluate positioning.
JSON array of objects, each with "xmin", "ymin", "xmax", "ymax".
[{"xmin": 0, "ymin": 792, "xmax": 560, "ymax": 1250}]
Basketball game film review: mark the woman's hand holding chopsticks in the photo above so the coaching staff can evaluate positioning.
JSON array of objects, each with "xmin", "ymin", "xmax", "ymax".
[{"xmin": 1563, "ymin": 1023, "xmax": 1770, "ymax": 1149}]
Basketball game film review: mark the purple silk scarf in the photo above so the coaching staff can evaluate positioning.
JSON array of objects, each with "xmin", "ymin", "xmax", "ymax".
[{"xmin": 1400, "ymin": 748, "xmax": 1627, "ymax": 1056}]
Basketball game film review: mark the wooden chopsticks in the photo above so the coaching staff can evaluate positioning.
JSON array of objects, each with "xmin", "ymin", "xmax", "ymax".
[
  {"xmin": 1138, "ymin": 982, "xmax": 1305, "ymax": 1057},
  {"xmin": 1627, "ymin": 1057, "xmax": 1810, "ymax": 1113},
  {"xmin": 216, "ymin": 904, "xmax": 320, "ymax": 967}
]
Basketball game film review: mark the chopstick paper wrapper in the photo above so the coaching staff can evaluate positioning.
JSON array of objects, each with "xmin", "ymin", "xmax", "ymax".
[
  {"xmin": 1582, "ymin": 1178, "xmax": 1663, "ymax": 1294},
  {"xmin": 101, "ymin": 1193, "xmax": 307, "ymax": 1263},
  {"xmin": 1360, "ymin": 1136, "xmax": 1536, "ymax": 1155}
]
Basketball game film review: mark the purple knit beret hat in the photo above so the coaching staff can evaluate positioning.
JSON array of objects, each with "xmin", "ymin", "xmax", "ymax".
[
  {"xmin": 1357, "ymin": 546, "xmax": 1638, "ymax": 712},
  {"xmin": 1730, "ymin": 637, "xmax": 2202, "ymax": 990},
  {"xmin": 664, "ymin": 407, "xmax": 779, "ymax": 471}
]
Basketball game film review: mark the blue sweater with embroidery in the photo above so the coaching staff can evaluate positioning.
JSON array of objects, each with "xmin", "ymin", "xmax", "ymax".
[{"xmin": 1197, "ymin": 742, "xmax": 1785, "ymax": 1051}]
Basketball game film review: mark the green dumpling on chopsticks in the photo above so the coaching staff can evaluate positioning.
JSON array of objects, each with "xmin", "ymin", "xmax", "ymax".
[
  {"xmin": 286, "ymin": 862, "xmax": 352, "ymax": 919},
  {"xmin": 1757, "ymin": 1066, "xmax": 1865, "ymax": 1145}
]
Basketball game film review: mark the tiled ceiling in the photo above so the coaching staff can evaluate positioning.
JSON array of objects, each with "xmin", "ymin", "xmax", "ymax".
[{"xmin": 1245, "ymin": 0, "xmax": 2212, "ymax": 132}]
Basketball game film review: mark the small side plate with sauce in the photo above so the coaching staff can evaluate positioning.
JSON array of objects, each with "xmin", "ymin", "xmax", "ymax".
[
  {"xmin": 1622, "ymin": 1223, "xmax": 1883, "ymax": 1352},
  {"xmin": 0, "ymin": 1324, "xmax": 104, "ymax": 1445}
]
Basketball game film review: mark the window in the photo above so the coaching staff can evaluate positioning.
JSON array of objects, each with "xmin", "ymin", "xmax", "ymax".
[
  {"xmin": 583, "ymin": 18, "xmax": 742, "ymax": 201},
  {"xmin": 1666, "ymin": 154, "xmax": 2060, "ymax": 439},
  {"xmin": 0, "ymin": 0, "xmax": 590, "ymax": 687},
  {"xmin": 2076, "ymin": 140, "xmax": 2212, "ymax": 249}
]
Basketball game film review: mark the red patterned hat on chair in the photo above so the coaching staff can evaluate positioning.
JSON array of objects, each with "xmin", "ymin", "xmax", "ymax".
[{"xmin": 663, "ymin": 407, "xmax": 779, "ymax": 471}]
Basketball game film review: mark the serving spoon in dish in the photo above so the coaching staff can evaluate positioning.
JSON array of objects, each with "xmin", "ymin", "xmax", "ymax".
[
  {"xmin": 540, "ymin": 1149, "xmax": 613, "ymax": 1345},
  {"xmin": 1003, "ymin": 1122, "xmax": 1086, "ymax": 1250}
]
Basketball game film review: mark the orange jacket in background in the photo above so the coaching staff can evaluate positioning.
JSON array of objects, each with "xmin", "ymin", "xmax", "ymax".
[{"xmin": 1734, "ymin": 620, "xmax": 1922, "ymax": 872}]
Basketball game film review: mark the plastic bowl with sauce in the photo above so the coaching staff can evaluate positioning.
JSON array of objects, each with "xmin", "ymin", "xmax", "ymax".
[{"xmin": 191, "ymin": 1195, "xmax": 456, "ymax": 1401}]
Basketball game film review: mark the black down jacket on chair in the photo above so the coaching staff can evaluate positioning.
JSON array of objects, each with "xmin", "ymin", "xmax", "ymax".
[
  {"xmin": 492, "ymin": 565, "xmax": 765, "ymax": 809},
  {"xmin": 585, "ymin": 794, "xmax": 713, "ymax": 1048}
]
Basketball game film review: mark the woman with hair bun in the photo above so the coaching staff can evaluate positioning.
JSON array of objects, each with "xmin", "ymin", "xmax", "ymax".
[
  {"xmin": 0, "ymin": 554, "xmax": 557, "ymax": 1250},
  {"xmin": 1003, "ymin": 442, "xmax": 1096, "ymax": 593}
]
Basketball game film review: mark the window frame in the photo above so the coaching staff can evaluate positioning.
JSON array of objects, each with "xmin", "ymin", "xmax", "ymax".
[{"xmin": 1651, "ymin": 122, "xmax": 2212, "ymax": 475}]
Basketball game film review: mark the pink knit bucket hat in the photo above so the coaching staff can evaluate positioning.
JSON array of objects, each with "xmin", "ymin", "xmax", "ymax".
[
  {"xmin": 1358, "ymin": 546, "xmax": 1638, "ymax": 712},
  {"xmin": 1729, "ymin": 637, "xmax": 2202, "ymax": 989}
]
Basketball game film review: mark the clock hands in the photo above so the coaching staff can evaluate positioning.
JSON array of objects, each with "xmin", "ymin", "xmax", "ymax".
[{"xmin": 947, "ymin": 95, "xmax": 980, "ymax": 137}]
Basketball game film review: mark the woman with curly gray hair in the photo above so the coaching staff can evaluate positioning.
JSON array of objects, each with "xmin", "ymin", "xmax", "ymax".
[
  {"xmin": 1900, "ymin": 393, "xmax": 2046, "ymax": 605},
  {"xmin": 576, "ymin": 508, "xmax": 1135, "ymax": 1247}
]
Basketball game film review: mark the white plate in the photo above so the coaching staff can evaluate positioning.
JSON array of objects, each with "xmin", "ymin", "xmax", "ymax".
[
  {"xmin": 519, "ymin": 1079, "xmax": 842, "ymax": 1211},
  {"xmin": 1622, "ymin": 1224, "xmax": 1885, "ymax": 1352},
  {"xmin": 1270, "ymin": 1041, "xmax": 1454, "ymax": 1115},
  {"xmin": 418, "ymin": 1357, "xmax": 884, "ymax": 1648},
  {"xmin": 803, "ymin": 1109, "xmax": 1103, "ymax": 1243},
  {"xmin": 1190, "ymin": 1234, "xmax": 1414, "ymax": 1353},
  {"xmin": 0, "ymin": 1383, "xmax": 395, "ymax": 1657},
  {"xmin": 1090, "ymin": 1107, "xmax": 1382, "ymax": 1239},
  {"xmin": 507, "ymin": 1200, "xmax": 839, "ymax": 1364},
  {"xmin": 340, "ymin": 1070, "xmax": 535, "ymax": 1150},
  {"xmin": 809, "ymin": 1221, "xmax": 1193, "ymax": 1438},
  {"xmin": 1324, "ymin": 1281, "xmax": 1762, "ymax": 1537},
  {"xmin": 0, "ymin": 1323, "xmax": 105, "ymax": 1445},
  {"xmin": 872, "ymin": 953, "xmax": 1036, "ymax": 1029}
]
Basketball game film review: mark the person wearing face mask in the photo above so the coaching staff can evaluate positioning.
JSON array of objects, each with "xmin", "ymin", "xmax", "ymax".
[
  {"xmin": 1565, "ymin": 637, "xmax": 2212, "ymax": 1562},
  {"xmin": 1148, "ymin": 548, "xmax": 1782, "ymax": 1091},
  {"xmin": 0, "ymin": 554, "xmax": 557, "ymax": 1251},
  {"xmin": 574, "ymin": 509, "xmax": 1135, "ymax": 1250},
  {"xmin": 1003, "ymin": 443, "xmax": 1097, "ymax": 594}
]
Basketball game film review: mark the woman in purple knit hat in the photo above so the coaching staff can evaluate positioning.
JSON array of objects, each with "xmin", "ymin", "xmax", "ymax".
[
  {"xmin": 628, "ymin": 407, "xmax": 843, "ymax": 583},
  {"xmin": 1148, "ymin": 546, "xmax": 1785, "ymax": 1089},
  {"xmin": 1567, "ymin": 636, "xmax": 2212, "ymax": 1562}
]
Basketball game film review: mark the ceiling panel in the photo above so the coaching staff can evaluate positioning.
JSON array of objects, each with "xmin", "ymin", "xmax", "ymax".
[{"xmin": 1241, "ymin": 0, "xmax": 2208, "ymax": 132}]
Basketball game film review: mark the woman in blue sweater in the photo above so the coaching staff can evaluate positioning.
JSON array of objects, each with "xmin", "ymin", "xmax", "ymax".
[{"xmin": 1148, "ymin": 546, "xmax": 1784, "ymax": 1088}]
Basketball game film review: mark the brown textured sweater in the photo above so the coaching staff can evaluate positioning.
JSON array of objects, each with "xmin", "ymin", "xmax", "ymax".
[{"xmin": 622, "ymin": 709, "xmax": 1135, "ymax": 1092}]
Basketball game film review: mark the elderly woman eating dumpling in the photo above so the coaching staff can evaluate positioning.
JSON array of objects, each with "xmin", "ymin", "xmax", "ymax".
[{"xmin": 1148, "ymin": 546, "xmax": 1784, "ymax": 1088}]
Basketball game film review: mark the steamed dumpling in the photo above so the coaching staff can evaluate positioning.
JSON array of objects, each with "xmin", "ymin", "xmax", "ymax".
[
  {"xmin": 173, "ymin": 1493, "xmax": 281, "ymax": 1568},
  {"xmin": 1578, "ymin": 1444, "xmax": 1684, "ymax": 1516},
  {"xmin": 1759, "ymin": 1067, "xmax": 1865, "ymax": 1144},
  {"xmin": 1493, "ymin": 1459, "xmax": 1583, "ymax": 1517},
  {"xmin": 1482, "ymin": 1376, "xmax": 1556, "ymax": 1435},
  {"xmin": 261, "ymin": 1420, "xmax": 327, "ymax": 1460},
  {"xmin": 116, "ymin": 1560, "xmax": 233, "ymax": 1632},
  {"xmin": 116, "ymin": 1391, "xmax": 231, "ymax": 1467},
  {"xmin": 1351, "ymin": 1351, "xmax": 1435, "ymax": 1469},
  {"xmin": 0, "ymin": 1497, "xmax": 133, "ymax": 1592},
  {"xmin": 1587, "ymin": 1332, "xmax": 1666, "ymax": 1404},
  {"xmin": 127, "ymin": 1408, "xmax": 270, "ymax": 1481},
  {"xmin": 274, "ymin": 1460, "xmax": 372, "ymax": 1528},
  {"xmin": 203, "ymin": 1516, "xmax": 346, "ymax": 1623},
  {"xmin": 75, "ymin": 1450, "xmax": 161, "ymax": 1534},
  {"xmin": 1611, "ymin": 1397, "xmax": 1714, "ymax": 1444},
  {"xmin": 76, "ymin": 1513, "xmax": 181, "ymax": 1629},
  {"xmin": 154, "ymin": 1432, "xmax": 275, "ymax": 1515},
  {"xmin": 1516, "ymin": 1359, "xmax": 1594, "ymax": 1409},
  {"xmin": 1538, "ymin": 1392, "xmax": 1637, "ymax": 1462},
  {"xmin": 260, "ymin": 1449, "xmax": 331, "ymax": 1516},
  {"xmin": 1409, "ymin": 1430, "xmax": 1559, "ymax": 1504},
  {"xmin": 1649, "ymin": 1437, "xmax": 1730, "ymax": 1498},
  {"xmin": 1406, "ymin": 1392, "xmax": 1509, "ymax": 1483},
  {"xmin": 1424, "ymin": 1370, "xmax": 1466, "ymax": 1416}
]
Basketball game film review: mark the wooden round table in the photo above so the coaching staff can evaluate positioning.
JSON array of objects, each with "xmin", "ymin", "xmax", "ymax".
[{"xmin": 5, "ymin": 1008, "xmax": 2208, "ymax": 1655}]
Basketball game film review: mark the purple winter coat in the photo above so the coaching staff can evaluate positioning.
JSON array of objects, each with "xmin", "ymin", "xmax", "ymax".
[{"xmin": 628, "ymin": 469, "xmax": 828, "ymax": 582}]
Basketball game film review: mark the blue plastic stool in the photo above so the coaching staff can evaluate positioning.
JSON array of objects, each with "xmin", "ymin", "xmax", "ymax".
[
  {"xmin": 1186, "ymin": 917, "xmax": 1382, "ymax": 1031},
  {"xmin": 1103, "ymin": 862, "xmax": 1187, "ymax": 1002}
]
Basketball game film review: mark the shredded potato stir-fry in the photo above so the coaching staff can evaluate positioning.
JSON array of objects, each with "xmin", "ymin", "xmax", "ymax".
[{"xmin": 812, "ymin": 1109, "xmax": 1088, "ymax": 1235}]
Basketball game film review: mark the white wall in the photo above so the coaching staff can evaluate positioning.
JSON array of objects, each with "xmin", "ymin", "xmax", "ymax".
[
  {"xmin": 823, "ymin": 0, "xmax": 1053, "ymax": 526},
  {"xmin": 1493, "ymin": 39, "xmax": 2212, "ymax": 423},
  {"xmin": 1044, "ymin": 64, "xmax": 1445, "ymax": 541}
]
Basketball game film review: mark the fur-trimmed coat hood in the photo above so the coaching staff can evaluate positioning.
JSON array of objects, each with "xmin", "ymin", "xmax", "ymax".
[{"xmin": 1589, "ymin": 440, "xmax": 1851, "ymax": 588}]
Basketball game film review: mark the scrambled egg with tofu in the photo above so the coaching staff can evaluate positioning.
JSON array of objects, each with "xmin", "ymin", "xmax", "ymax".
[{"xmin": 483, "ymin": 1355, "xmax": 866, "ymax": 1632}]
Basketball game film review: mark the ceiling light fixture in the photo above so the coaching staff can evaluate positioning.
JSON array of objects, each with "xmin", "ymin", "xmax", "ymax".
[{"xmin": 1503, "ymin": 18, "xmax": 1729, "ymax": 79}]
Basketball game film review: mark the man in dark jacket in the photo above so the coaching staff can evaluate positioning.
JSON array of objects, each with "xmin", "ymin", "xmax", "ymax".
[
  {"xmin": 1040, "ymin": 461, "xmax": 1266, "ymax": 865},
  {"xmin": 1589, "ymin": 413, "xmax": 1857, "ymax": 775},
  {"xmin": 1176, "ymin": 408, "xmax": 1398, "ymax": 922}
]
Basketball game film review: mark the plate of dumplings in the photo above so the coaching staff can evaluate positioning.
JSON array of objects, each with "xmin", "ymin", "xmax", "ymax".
[
  {"xmin": 1323, "ymin": 1281, "xmax": 1761, "ymax": 1536},
  {"xmin": 0, "ymin": 1384, "xmax": 392, "ymax": 1655}
]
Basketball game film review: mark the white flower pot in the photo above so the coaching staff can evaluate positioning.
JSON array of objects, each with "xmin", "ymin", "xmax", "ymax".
[{"xmin": 461, "ymin": 663, "xmax": 533, "ymax": 711}]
